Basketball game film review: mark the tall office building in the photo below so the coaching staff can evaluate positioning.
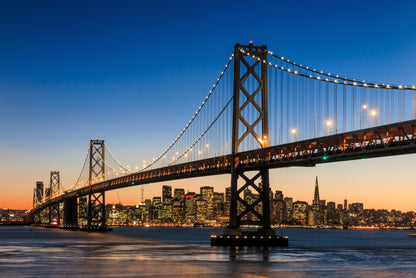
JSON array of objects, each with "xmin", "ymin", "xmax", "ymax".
[
  {"xmin": 184, "ymin": 192, "xmax": 196, "ymax": 224},
  {"xmin": 293, "ymin": 201, "xmax": 308, "ymax": 225},
  {"xmin": 225, "ymin": 187, "xmax": 231, "ymax": 216},
  {"xmin": 284, "ymin": 197, "xmax": 293, "ymax": 224},
  {"xmin": 162, "ymin": 185, "xmax": 172, "ymax": 205},
  {"xmin": 213, "ymin": 192, "xmax": 224, "ymax": 216},
  {"xmin": 195, "ymin": 198, "xmax": 207, "ymax": 222},
  {"xmin": 313, "ymin": 176, "xmax": 320, "ymax": 206},
  {"xmin": 35, "ymin": 181, "xmax": 44, "ymax": 204},
  {"xmin": 78, "ymin": 196, "xmax": 88, "ymax": 225},
  {"xmin": 200, "ymin": 186, "xmax": 214, "ymax": 220},
  {"xmin": 311, "ymin": 176, "xmax": 322, "ymax": 225},
  {"xmin": 171, "ymin": 198, "xmax": 182, "ymax": 222},
  {"xmin": 174, "ymin": 188, "xmax": 185, "ymax": 201}
]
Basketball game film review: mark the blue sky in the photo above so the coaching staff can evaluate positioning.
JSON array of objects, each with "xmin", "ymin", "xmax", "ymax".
[{"xmin": 1, "ymin": 0, "xmax": 416, "ymax": 209}]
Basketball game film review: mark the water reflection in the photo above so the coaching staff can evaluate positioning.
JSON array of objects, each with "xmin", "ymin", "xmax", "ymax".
[
  {"xmin": 1, "ymin": 226, "xmax": 416, "ymax": 277},
  {"xmin": 225, "ymin": 246, "xmax": 270, "ymax": 261}
]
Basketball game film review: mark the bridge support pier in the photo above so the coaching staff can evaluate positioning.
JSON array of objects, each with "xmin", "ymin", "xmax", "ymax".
[
  {"xmin": 63, "ymin": 197, "xmax": 78, "ymax": 229},
  {"xmin": 212, "ymin": 167, "xmax": 287, "ymax": 246},
  {"xmin": 49, "ymin": 202, "xmax": 60, "ymax": 226},
  {"xmin": 24, "ymin": 213, "xmax": 34, "ymax": 225},
  {"xmin": 86, "ymin": 191, "xmax": 106, "ymax": 227}
]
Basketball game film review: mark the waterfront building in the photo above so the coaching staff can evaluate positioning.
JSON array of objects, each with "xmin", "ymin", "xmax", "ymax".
[
  {"xmin": 78, "ymin": 196, "xmax": 88, "ymax": 225},
  {"xmin": 184, "ymin": 192, "xmax": 196, "ymax": 224},
  {"xmin": 200, "ymin": 186, "xmax": 214, "ymax": 220},
  {"xmin": 225, "ymin": 187, "xmax": 231, "ymax": 216},
  {"xmin": 195, "ymin": 198, "xmax": 207, "ymax": 222},
  {"xmin": 293, "ymin": 201, "xmax": 309, "ymax": 225},
  {"xmin": 172, "ymin": 198, "xmax": 184, "ymax": 223},
  {"xmin": 326, "ymin": 201, "xmax": 336, "ymax": 225},
  {"xmin": 284, "ymin": 197, "xmax": 293, "ymax": 224},
  {"xmin": 213, "ymin": 192, "xmax": 225, "ymax": 216}
]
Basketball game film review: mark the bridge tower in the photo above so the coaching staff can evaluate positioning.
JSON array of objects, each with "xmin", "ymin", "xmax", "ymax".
[
  {"xmin": 212, "ymin": 42, "xmax": 287, "ymax": 246},
  {"xmin": 48, "ymin": 171, "xmax": 61, "ymax": 225},
  {"xmin": 87, "ymin": 139, "xmax": 107, "ymax": 228}
]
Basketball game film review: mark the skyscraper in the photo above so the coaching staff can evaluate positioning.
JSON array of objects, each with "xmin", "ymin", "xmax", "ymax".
[
  {"xmin": 310, "ymin": 176, "xmax": 322, "ymax": 225},
  {"xmin": 162, "ymin": 185, "xmax": 172, "ymax": 205},
  {"xmin": 313, "ymin": 176, "xmax": 320, "ymax": 206},
  {"xmin": 184, "ymin": 192, "xmax": 196, "ymax": 224},
  {"xmin": 225, "ymin": 187, "xmax": 231, "ymax": 216},
  {"xmin": 200, "ymin": 186, "xmax": 214, "ymax": 220}
]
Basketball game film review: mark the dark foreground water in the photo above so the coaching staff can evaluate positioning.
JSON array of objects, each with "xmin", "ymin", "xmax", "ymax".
[{"xmin": 1, "ymin": 226, "xmax": 416, "ymax": 277}]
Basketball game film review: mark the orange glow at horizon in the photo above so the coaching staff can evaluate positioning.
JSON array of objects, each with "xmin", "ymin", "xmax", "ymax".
[{"xmin": 2, "ymin": 154, "xmax": 416, "ymax": 212}]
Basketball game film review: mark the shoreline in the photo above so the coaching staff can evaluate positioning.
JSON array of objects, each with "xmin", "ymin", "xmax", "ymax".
[{"xmin": 106, "ymin": 223, "xmax": 415, "ymax": 231}]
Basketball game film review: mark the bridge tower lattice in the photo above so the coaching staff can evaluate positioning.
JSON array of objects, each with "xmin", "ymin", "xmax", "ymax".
[
  {"xmin": 48, "ymin": 171, "xmax": 61, "ymax": 225},
  {"xmin": 87, "ymin": 139, "xmax": 106, "ymax": 226},
  {"xmin": 227, "ymin": 42, "xmax": 273, "ymax": 235}
]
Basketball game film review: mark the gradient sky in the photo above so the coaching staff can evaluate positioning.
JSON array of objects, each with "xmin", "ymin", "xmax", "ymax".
[{"xmin": 1, "ymin": 0, "xmax": 416, "ymax": 211}]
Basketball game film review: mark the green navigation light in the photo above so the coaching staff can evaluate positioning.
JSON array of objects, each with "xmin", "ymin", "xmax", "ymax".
[
  {"xmin": 322, "ymin": 156, "xmax": 329, "ymax": 161},
  {"xmin": 132, "ymin": 182, "xmax": 135, "ymax": 185}
]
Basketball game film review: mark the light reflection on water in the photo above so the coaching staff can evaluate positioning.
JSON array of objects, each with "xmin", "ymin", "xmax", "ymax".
[{"xmin": 0, "ymin": 226, "xmax": 416, "ymax": 277}]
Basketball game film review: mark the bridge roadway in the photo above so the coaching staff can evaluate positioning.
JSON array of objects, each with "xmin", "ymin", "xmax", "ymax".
[{"xmin": 29, "ymin": 119, "xmax": 416, "ymax": 215}]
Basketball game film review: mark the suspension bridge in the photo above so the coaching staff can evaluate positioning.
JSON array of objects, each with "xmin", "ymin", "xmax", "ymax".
[{"xmin": 26, "ymin": 42, "xmax": 416, "ymax": 246}]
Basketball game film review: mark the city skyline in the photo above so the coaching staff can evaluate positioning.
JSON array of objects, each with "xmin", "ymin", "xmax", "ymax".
[
  {"xmin": 2, "ymin": 1, "xmax": 416, "ymax": 211},
  {"xmin": 17, "ymin": 176, "xmax": 415, "ymax": 228},
  {"xmin": 129, "ymin": 177, "xmax": 414, "ymax": 214}
]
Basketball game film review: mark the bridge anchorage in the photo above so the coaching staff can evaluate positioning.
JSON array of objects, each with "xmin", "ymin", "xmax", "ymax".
[{"xmin": 211, "ymin": 42, "xmax": 288, "ymax": 247}]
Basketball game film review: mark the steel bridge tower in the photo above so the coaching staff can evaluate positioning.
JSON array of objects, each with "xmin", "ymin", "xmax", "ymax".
[
  {"xmin": 48, "ymin": 171, "xmax": 61, "ymax": 225},
  {"xmin": 213, "ymin": 42, "xmax": 287, "ymax": 246},
  {"xmin": 87, "ymin": 139, "xmax": 107, "ymax": 227}
]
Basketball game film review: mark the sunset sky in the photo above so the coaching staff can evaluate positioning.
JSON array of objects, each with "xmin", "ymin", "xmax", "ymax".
[{"xmin": 1, "ymin": 0, "xmax": 416, "ymax": 211}]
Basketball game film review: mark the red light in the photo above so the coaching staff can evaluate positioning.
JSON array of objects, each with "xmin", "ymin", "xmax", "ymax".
[{"xmin": 249, "ymin": 41, "xmax": 253, "ymax": 44}]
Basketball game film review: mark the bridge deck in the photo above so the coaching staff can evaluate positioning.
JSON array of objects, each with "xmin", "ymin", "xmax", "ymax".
[{"xmin": 28, "ymin": 119, "xmax": 416, "ymax": 215}]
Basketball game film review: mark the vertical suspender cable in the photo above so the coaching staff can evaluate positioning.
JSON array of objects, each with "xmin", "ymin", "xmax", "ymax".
[
  {"xmin": 318, "ymin": 81, "xmax": 321, "ymax": 137},
  {"xmin": 287, "ymin": 72, "xmax": 290, "ymax": 142},
  {"xmin": 334, "ymin": 84, "xmax": 337, "ymax": 133},
  {"xmin": 274, "ymin": 66, "xmax": 278, "ymax": 146},
  {"xmin": 343, "ymin": 85, "xmax": 346, "ymax": 132},
  {"xmin": 352, "ymin": 86, "xmax": 356, "ymax": 131},
  {"xmin": 280, "ymin": 70, "xmax": 284, "ymax": 144}
]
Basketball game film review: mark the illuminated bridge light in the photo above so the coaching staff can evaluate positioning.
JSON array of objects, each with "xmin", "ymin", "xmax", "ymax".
[{"xmin": 31, "ymin": 45, "xmax": 416, "ymax": 239}]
